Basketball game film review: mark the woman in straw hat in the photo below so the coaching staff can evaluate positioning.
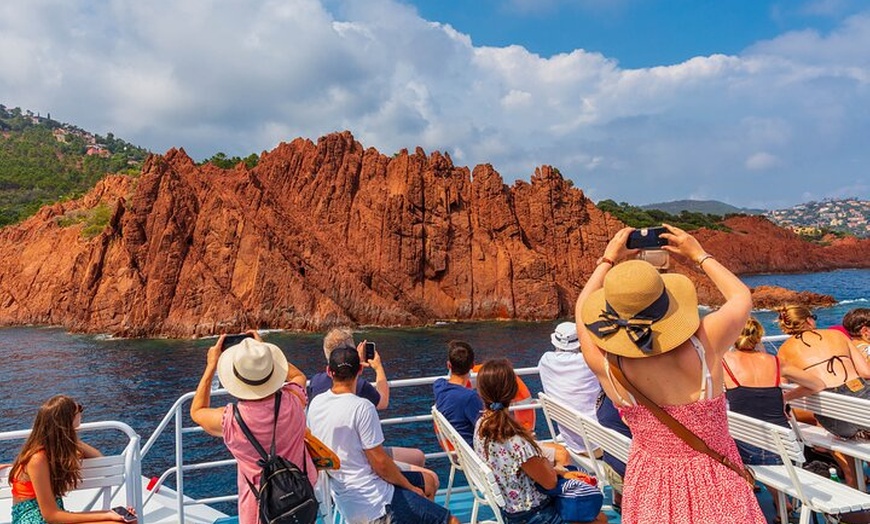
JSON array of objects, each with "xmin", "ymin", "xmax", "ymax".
[
  {"xmin": 576, "ymin": 224, "xmax": 765, "ymax": 523},
  {"xmin": 191, "ymin": 331, "xmax": 316, "ymax": 524}
]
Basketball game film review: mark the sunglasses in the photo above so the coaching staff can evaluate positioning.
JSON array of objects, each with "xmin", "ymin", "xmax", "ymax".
[
  {"xmin": 809, "ymin": 314, "xmax": 818, "ymax": 321},
  {"xmin": 76, "ymin": 403, "xmax": 84, "ymax": 414}
]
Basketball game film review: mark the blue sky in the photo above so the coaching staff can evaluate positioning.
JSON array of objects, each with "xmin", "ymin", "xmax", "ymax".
[
  {"xmin": 1, "ymin": 0, "xmax": 869, "ymax": 209},
  {"xmin": 403, "ymin": 0, "xmax": 859, "ymax": 67}
]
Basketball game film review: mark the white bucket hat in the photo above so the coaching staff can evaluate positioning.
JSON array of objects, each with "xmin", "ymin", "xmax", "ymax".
[
  {"xmin": 217, "ymin": 338, "xmax": 288, "ymax": 400},
  {"xmin": 551, "ymin": 321, "xmax": 581, "ymax": 351}
]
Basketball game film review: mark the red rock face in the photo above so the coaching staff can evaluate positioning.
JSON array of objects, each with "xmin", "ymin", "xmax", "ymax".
[{"xmin": 0, "ymin": 132, "xmax": 866, "ymax": 337}]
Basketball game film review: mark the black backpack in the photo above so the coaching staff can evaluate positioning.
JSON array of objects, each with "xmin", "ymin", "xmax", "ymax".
[{"xmin": 233, "ymin": 393, "xmax": 318, "ymax": 524}]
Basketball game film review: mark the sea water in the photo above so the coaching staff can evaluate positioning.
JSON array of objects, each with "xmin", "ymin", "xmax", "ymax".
[{"xmin": 0, "ymin": 268, "xmax": 867, "ymax": 513}]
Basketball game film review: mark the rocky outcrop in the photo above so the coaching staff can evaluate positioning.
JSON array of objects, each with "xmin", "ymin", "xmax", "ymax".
[
  {"xmin": 0, "ymin": 132, "xmax": 866, "ymax": 337},
  {"xmin": 749, "ymin": 286, "xmax": 836, "ymax": 310}
]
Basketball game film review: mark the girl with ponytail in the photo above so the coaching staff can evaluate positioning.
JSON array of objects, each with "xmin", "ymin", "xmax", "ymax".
[{"xmin": 474, "ymin": 359, "xmax": 603, "ymax": 524}]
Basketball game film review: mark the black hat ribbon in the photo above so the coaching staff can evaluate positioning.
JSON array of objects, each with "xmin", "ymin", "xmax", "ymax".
[{"xmin": 585, "ymin": 290, "xmax": 670, "ymax": 354}]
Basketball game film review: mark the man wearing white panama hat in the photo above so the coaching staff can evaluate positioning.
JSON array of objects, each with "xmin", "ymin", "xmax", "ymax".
[
  {"xmin": 191, "ymin": 331, "xmax": 317, "ymax": 524},
  {"xmin": 538, "ymin": 321, "xmax": 601, "ymax": 453}
]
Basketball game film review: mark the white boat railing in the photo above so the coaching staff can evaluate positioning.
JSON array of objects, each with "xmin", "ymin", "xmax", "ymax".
[
  {"xmin": 138, "ymin": 366, "xmax": 544, "ymax": 523},
  {"xmin": 137, "ymin": 335, "xmax": 793, "ymax": 522}
]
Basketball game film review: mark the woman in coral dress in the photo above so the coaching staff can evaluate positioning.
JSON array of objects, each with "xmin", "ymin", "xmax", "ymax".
[{"xmin": 575, "ymin": 225, "xmax": 765, "ymax": 524}]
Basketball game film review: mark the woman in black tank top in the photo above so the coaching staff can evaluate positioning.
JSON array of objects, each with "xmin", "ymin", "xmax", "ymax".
[{"xmin": 723, "ymin": 317, "xmax": 824, "ymax": 465}]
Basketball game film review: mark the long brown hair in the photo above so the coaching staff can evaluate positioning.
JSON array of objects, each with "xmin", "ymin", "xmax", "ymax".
[
  {"xmin": 475, "ymin": 359, "xmax": 540, "ymax": 458},
  {"xmin": 8, "ymin": 395, "xmax": 83, "ymax": 496}
]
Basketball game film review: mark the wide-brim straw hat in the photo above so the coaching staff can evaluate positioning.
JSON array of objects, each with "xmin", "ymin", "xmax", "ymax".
[
  {"xmin": 217, "ymin": 337, "xmax": 288, "ymax": 400},
  {"xmin": 580, "ymin": 260, "xmax": 699, "ymax": 358}
]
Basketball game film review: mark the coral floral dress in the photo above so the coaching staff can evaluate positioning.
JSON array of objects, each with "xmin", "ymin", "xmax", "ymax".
[{"xmin": 610, "ymin": 337, "xmax": 766, "ymax": 524}]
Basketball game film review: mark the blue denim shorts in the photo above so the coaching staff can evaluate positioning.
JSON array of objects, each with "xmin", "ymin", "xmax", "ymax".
[
  {"xmin": 736, "ymin": 440, "xmax": 783, "ymax": 466},
  {"xmin": 383, "ymin": 472, "xmax": 450, "ymax": 524},
  {"xmin": 502, "ymin": 498, "xmax": 563, "ymax": 524}
]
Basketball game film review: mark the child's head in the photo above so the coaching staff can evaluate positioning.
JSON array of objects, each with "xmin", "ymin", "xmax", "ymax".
[
  {"xmin": 447, "ymin": 340, "xmax": 475, "ymax": 376},
  {"xmin": 475, "ymin": 359, "xmax": 540, "ymax": 457}
]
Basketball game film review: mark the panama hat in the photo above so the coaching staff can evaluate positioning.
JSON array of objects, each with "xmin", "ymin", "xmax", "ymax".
[
  {"xmin": 551, "ymin": 322, "xmax": 581, "ymax": 351},
  {"xmin": 580, "ymin": 260, "xmax": 699, "ymax": 358},
  {"xmin": 217, "ymin": 338, "xmax": 288, "ymax": 400}
]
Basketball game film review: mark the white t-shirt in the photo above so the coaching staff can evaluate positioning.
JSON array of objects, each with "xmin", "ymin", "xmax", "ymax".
[
  {"xmin": 538, "ymin": 350, "xmax": 601, "ymax": 452},
  {"xmin": 307, "ymin": 390, "xmax": 393, "ymax": 524}
]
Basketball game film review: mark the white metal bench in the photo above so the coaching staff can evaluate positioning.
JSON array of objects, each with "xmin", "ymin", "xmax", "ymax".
[
  {"xmin": 787, "ymin": 388, "xmax": 870, "ymax": 491},
  {"xmin": 432, "ymin": 407, "xmax": 506, "ymax": 524},
  {"xmin": 727, "ymin": 410, "xmax": 870, "ymax": 524},
  {"xmin": 0, "ymin": 421, "xmax": 142, "ymax": 524},
  {"xmin": 538, "ymin": 392, "xmax": 631, "ymax": 492}
]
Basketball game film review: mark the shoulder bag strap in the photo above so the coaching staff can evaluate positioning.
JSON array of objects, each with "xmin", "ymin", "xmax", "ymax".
[{"xmin": 605, "ymin": 353, "xmax": 755, "ymax": 486}]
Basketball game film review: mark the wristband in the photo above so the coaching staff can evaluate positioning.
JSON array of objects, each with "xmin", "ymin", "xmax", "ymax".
[
  {"xmin": 696, "ymin": 254, "xmax": 714, "ymax": 268},
  {"xmin": 596, "ymin": 256, "xmax": 615, "ymax": 267}
]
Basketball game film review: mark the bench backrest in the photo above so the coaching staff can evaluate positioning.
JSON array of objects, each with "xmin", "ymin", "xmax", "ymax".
[
  {"xmin": 0, "ymin": 453, "xmax": 128, "ymax": 508},
  {"xmin": 0, "ymin": 421, "xmax": 141, "ymax": 520},
  {"xmin": 539, "ymin": 392, "xmax": 631, "ymax": 464},
  {"xmin": 726, "ymin": 410, "xmax": 805, "ymax": 464},
  {"xmin": 788, "ymin": 389, "xmax": 870, "ymax": 427},
  {"xmin": 432, "ymin": 407, "xmax": 505, "ymax": 523}
]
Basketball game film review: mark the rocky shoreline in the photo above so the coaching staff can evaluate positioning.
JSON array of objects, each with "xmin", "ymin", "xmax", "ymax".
[{"xmin": 0, "ymin": 132, "xmax": 865, "ymax": 338}]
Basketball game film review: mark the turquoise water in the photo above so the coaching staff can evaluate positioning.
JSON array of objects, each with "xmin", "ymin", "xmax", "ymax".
[{"xmin": 0, "ymin": 268, "xmax": 867, "ymax": 514}]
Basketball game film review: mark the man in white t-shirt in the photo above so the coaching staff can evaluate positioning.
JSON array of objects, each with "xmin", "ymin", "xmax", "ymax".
[
  {"xmin": 538, "ymin": 321, "xmax": 603, "ymax": 453},
  {"xmin": 308, "ymin": 347, "xmax": 457, "ymax": 524}
]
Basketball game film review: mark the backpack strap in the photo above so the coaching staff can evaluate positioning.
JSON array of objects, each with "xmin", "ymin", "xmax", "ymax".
[
  {"xmin": 232, "ymin": 393, "xmax": 284, "ymax": 497},
  {"xmin": 232, "ymin": 394, "xmax": 281, "ymax": 461},
  {"xmin": 605, "ymin": 353, "xmax": 755, "ymax": 487}
]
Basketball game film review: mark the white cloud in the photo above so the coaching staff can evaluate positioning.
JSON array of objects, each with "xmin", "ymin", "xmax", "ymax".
[
  {"xmin": 745, "ymin": 152, "xmax": 782, "ymax": 170},
  {"xmin": 0, "ymin": 0, "xmax": 868, "ymax": 208}
]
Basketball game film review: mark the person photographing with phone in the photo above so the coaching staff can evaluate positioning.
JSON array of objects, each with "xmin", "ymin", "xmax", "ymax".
[
  {"xmin": 308, "ymin": 327, "xmax": 428, "ymax": 468},
  {"xmin": 576, "ymin": 224, "xmax": 765, "ymax": 523},
  {"xmin": 308, "ymin": 328, "xmax": 389, "ymax": 409},
  {"xmin": 190, "ymin": 330, "xmax": 317, "ymax": 524}
]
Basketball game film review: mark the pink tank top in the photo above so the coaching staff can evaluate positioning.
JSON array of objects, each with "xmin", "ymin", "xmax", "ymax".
[{"xmin": 222, "ymin": 383, "xmax": 317, "ymax": 524}]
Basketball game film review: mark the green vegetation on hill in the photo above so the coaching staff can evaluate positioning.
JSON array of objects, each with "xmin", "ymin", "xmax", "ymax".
[
  {"xmin": 641, "ymin": 199, "xmax": 765, "ymax": 215},
  {"xmin": 201, "ymin": 152, "xmax": 259, "ymax": 169},
  {"xmin": 0, "ymin": 105, "xmax": 149, "ymax": 227},
  {"xmin": 597, "ymin": 199, "xmax": 732, "ymax": 232}
]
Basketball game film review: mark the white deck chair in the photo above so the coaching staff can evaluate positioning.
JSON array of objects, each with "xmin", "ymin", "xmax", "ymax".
[
  {"xmin": 727, "ymin": 410, "xmax": 870, "ymax": 524},
  {"xmin": 788, "ymin": 388, "xmax": 870, "ymax": 491},
  {"xmin": 316, "ymin": 470, "xmax": 342, "ymax": 524},
  {"xmin": 431, "ymin": 406, "xmax": 465, "ymax": 506},
  {"xmin": 538, "ymin": 392, "xmax": 631, "ymax": 492},
  {"xmin": 432, "ymin": 407, "xmax": 506, "ymax": 524}
]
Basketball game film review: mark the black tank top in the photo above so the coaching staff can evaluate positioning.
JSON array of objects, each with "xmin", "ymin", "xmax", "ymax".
[{"xmin": 723, "ymin": 357, "xmax": 790, "ymax": 428}]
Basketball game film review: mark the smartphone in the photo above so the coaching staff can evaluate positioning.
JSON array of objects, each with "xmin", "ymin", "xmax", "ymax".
[
  {"xmin": 626, "ymin": 227, "xmax": 668, "ymax": 250},
  {"xmin": 111, "ymin": 506, "xmax": 136, "ymax": 522},
  {"xmin": 364, "ymin": 341, "xmax": 376, "ymax": 362},
  {"xmin": 221, "ymin": 333, "xmax": 254, "ymax": 351}
]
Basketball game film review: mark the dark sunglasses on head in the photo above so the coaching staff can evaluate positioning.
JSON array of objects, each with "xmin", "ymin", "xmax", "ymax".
[{"xmin": 76, "ymin": 403, "xmax": 84, "ymax": 414}]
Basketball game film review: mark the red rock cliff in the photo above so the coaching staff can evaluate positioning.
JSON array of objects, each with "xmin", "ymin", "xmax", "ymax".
[{"xmin": 0, "ymin": 132, "xmax": 866, "ymax": 337}]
